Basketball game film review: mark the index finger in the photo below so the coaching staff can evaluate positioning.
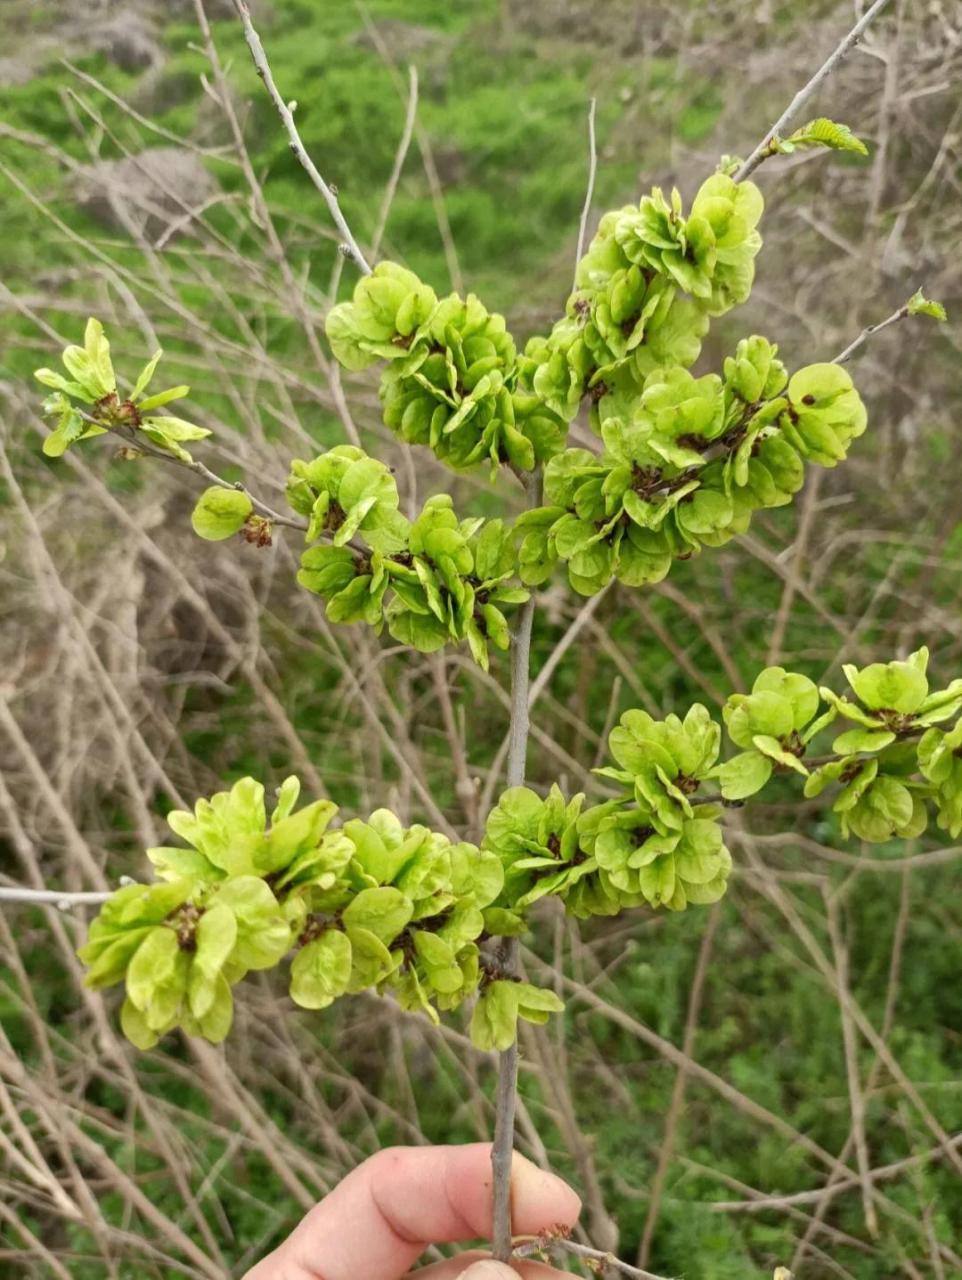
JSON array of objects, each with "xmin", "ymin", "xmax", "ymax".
[{"xmin": 243, "ymin": 1143, "xmax": 581, "ymax": 1280}]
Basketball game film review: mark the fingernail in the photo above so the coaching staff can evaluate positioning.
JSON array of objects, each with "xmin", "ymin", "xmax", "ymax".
[{"xmin": 459, "ymin": 1263, "xmax": 518, "ymax": 1279}]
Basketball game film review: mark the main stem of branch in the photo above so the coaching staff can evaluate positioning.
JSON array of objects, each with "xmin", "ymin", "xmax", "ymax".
[{"xmin": 491, "ymin": 474, "xmax": 541, "ymax": 1262}]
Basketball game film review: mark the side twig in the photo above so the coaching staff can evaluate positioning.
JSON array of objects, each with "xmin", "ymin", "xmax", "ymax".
[
  {"xmin": 76, "ymin": 409, "xmax": 308, "ymax": 531},
  {"xmin": 735, "ymin": 0, "xmax": 892, "ymax": 182},
  {"xmin": 370, "ymin": 65, "xmax": 418, "ymax": 260},
  {"xmin": 514, "ymin": 1235, "xmax": 672, "ymax": 1280},
  {"xmin": 230, "ymin": 0, "xmax": 373, "ymax": 274},
  {"xmin": 0, "ymin": 887, "xmax": 113, "ymax": 907},
  {"xmin": 832, "ymin": 300, "xmax": 913, "ymax": 364}
]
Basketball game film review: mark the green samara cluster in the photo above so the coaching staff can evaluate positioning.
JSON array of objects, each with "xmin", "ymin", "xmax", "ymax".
[
  {"xmin": 515, "ymin": 349, "xmax": 866, "ymax": 595},
  {"xmin": 288, "ymin": 452, "xmax": 530, "ymax": 669},
  {"xmin": 520, "ymin": 173, "xmax": 764, "ymax": 433},
  {"xmin": 81, "ymin": 650, "xmax": 962, "ymax": 1052},
  {"xmin": 322, "ymin": 178, "xmax": 870, "ymax": 602},
  {"xmin": 326, "ymin": 263, "xmax": 565, "ymax": 472},
  {"xmin": 80, "ymin": 775, "xmax": 552, "ymax": 1051},
  {"xmin": 35, "ymin": 126, "xmax": 947, "ymax": 674}
]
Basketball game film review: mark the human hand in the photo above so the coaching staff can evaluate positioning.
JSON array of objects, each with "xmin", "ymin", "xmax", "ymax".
[{"xmin": 242, "ymin": 1141, "xmax": 581, "ymax": 1280}]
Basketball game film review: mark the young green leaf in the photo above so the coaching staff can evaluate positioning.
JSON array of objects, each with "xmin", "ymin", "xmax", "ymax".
[
  {"xmin": 191, "ymin": 487, "xmax": 254, "ymax": 541},
  {"xmin": 906, "ymin": 289, "xmax": 947, "ymax": 322},
  {"xmin": 783, "ymin": 118, "xmax": 868, "ymax": 156}
]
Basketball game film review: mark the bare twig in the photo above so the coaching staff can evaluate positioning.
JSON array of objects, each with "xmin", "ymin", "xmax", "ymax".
[
  {"xmin": 230, "ymin": 0, "xmax": 372, "ymax": 273},
  {"xmin": 574, "ymin": 98, "xmax": 598, "ymax": 280},
  {"xmin": 371, "ymin": 65, "xmax": 418, "ymax": 260},
  {"xmin": 638, "ymin": 904, "xmax": 720, "ymax": 1266},
  {"xmin": 514, "ymin": 1235, "xmax": 673, "ymax": 1280},
  {"xmin": 735, "ymin": 0, "xmax": 892, "ymax": 182},
  {"xmin": 353, "ymin": 6, "xmax": 463, "ymax": 292},
  {"xmin": 430, "ymin": 653, "xmax": 479, "ymax": 833},
  {"xmin": 491, "ymin": 987, "xmax": 521, "ymax": 1262},
  {"xmin": 0, "ymin": 887, "xmax": 113, "ymax": 907},
  {"xmin": 82, "ymin": 413, "xmax": 308, "ymax": 531},
  {"xmin": 825, "ymin": 896, "xmax": 878, "ymax": 1238},
  {"xmin": 832, "ymin": 301, "xmax": 912, "ymax": 364}
]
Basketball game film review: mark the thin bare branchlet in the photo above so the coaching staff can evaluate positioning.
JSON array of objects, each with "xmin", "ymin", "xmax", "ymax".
[
  {"xmin": 574, "ymin": 97, "xmax": 598, "ymax": 282},
  {"xmin": 0, "ymin": 887, "xmax": 113, "ymax": 907},
  {"xmin": 230, "ymin": 0, "xmax": 373, "ymax": 274},
  {"xmin": 832, "ymin": 303, "xmax": 915, "ymax": 365},
  {"xmin": 735, "ymin": 0, "xmax": 892, "ymax": 181},
  {"xmin": 371, "ymin": 65, "xmax": 419, "ymax": 260},
  {"xmin": 78, "ymin": 409, "xmax": 309, "ymax": 531},
  {"xmin": 514, "ymin": 1234, "xmax": 673, "ymax": 1280}
]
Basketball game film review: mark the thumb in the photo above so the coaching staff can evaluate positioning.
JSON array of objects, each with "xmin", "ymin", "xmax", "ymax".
[{"xmin": 459, "ymin": 1264, "xmax": 519, "ymax": 1279}]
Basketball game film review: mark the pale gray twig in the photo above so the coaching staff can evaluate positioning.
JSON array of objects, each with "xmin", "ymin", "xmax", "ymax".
[
  {"xmin": 0, "ymin": 887, "xmax": 113, "ymax": 907},
  {"xmin": 832, "ymin": 301, "xmax": 913, "ymax": 364},
  {"xmin": 371, "ymin": 65, "xmax": 418, "ymax": 260},
  {"xmin": 230, "ymin": 0, "xmax": 373, "ymax": 273},
  {"xmin": 514, "ymin": 1235, "xmax": 673, "ymax": 1280},
  {"xmin": 76, "ymin": 409, "xmax": 308, "ymax": 531},
  {"xmin": 735, "ymin": 0, "xmax": 892, "ymax": 181},
  {"xmin": 574, "ymin": 97, "xmax": 598, "ymax": 281},
  {"xmin": 491, "ymin": 977, "xmax": 521, "ymax": 1262}
]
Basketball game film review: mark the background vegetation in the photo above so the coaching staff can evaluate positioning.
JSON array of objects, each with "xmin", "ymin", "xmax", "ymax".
[{"xmin": 1, "ymin": 0, "xmax": 961, "ymax": 1276}]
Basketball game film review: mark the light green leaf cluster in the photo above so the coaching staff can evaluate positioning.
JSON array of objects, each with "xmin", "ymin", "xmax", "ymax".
[
  {"xmin": 581, "ymin": 807, "xmax": 731, "ymax": 913},
  {"xmin": 79, "ymin": 870, "xmax": 292, "ymax": 1049},
  {"xmin": 325, "ymin": 261, "xmax": 438, "ymax": 370},
  {"xmin": 513, "ymin": 345, "xmax": 865, "ymax": 596},
  {"xmin": 79, "ymin": 646, "xmax": 962, "ymax": 1055},
  {"xmin": 579, "ymin": 704, "xmax": 732, "ymax": 912},
  {"xmin": 716, "ymin": 667, "xmax": 825, "ymax": 798},
  {"xmin": 700, "ymin": 650, "xmax": 962, "ymax": 844},
  {"xmin": 325, "ymin": 263, "xmax": 563, "ymax": 474},
  {"xmin": 289, "ymin": 809, "xmax": 504, "ymax": 1025},
  {"xmin": 35, "ymin": 319, "xmax": 207, "ymax": 462},
  {"xmin": 613, "ymin": 176, "xmax": 763, "ymax": 312},
  {"xmin": 79, "ymin": 776, "xmax": 566, "ymax": 1051},
  {"xmin": 517, "ymin": 174, "xmax": 763, "ymax": 442},
  {"xmin": 81, "ymin": 775, "xmax": 344, "ymax": 1047},
  {"xmin": 296, "ymin": 485, "xmax": 529, "ymax": 670},
  {"xmin": 286, "ymin": 445, "xmax": 409, "ymax": 552},
  {"xmin": 804, "ymin": 647, "xmax": 962, "ymax": 842},
  {"xmin": 482, "ymin": 785, "xmax": 593, "ymax": 910},
  {"xmin": 479, "ymin": 710, "xmax": 734, "ymax": 922},
  {"xmin": 577, "ymin": 652, "xmax": 962, "ymax": 876}
]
